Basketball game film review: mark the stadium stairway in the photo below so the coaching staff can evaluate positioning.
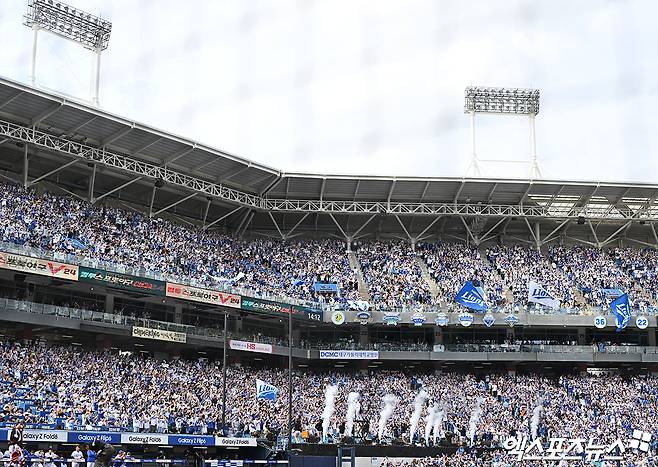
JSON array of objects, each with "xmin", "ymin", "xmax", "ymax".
[
  {"xmin": 478, "ymin": 247, "xmax": 514, "ymax": 303},
  {"xmin": 348, "ymin": 252, "xmax": 372, "ymax": 301},
  {"xmin": 415, "ymin": 256, "xmax": 440, "ymax": 300}
]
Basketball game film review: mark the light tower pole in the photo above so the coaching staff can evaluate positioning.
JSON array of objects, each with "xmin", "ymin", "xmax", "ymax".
[
  {"xmin": 464, "ymin": 86, "xmax": 541, "ymax": 179},
  {"xmin": 23, "ymin": 0, "xmax": 112, "ymax": 106}
]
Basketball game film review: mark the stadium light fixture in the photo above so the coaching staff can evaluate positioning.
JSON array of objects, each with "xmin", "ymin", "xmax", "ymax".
[
  {"xmin": 464, "ymin": 86, "xmax": 541, "ymax": 179},
  {"xmin": 23, "ymin": 0, "xmax": 112, "ymax": 105}
]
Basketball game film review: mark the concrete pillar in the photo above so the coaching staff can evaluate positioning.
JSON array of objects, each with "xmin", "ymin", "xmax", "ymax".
[
  {"xmin": 359, "ymin": 325, "xmax": 369, "ymax": 347},
  {"xmin": 233, "ymin": 316, "xmax": 243, "ymax": 333},
  {"xmin": 433, "ymin": 327, "xmax": 443, "ymax": 345},
  {"xmin": 648, "ymin": 329, "xmax": 656, "ymax": 347},
  {"xmin": 292, "ymin": 328, "xmax": 301, "ymax": 346},
  {"xmin": 174, "ymin": 303, "xmax": 183, "ymax": 324},
  {"xmin": 577, "ymin": 327, "xmax": 586, "ymax": 345},
  {"xmin": 105, "ymin": 294, "xmax": 114, "ymax": 314}
]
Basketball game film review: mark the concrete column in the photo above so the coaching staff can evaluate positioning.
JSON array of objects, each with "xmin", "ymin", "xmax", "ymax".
[
  {"xmin": 648, "ymin": 329, "xmax": 656, "ymax": 347},
  {"xmin": 232, "ymin": 316, "xmax": 243, "ymax": 333},
  {"xmin": 105, "ymin": 294, "xmax": 114, "ymax": 314},
  {"xmin": 577, "ymin": 327, "xmax": 586, "ymax": 345},
  {"xmin": 174, "ymin": 303, "xmax": 183, "ymax": 324},
  {"xmin": 433, "ymin": 327, "xmax": 443, "ymax": 345},
  {"xmin": 359, "ymin": 325, "xmax": 369, "ymax": 347}
]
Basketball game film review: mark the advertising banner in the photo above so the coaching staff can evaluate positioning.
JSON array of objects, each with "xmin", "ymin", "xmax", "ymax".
[
  {"xmin": 132, "ymin": 326, "xmax": 187, "ymax": 344},
  {"xmin": 214, "ymin": 437, "xmax": 257, "ymax": 447},
  {"xmin": 79, "ymin": 267, "xmax": 165, "ymax": 295},
  {"xmin": 166, "ymin": 283, "xmax": 241, "ymax": 308},
  {"xmin": 67, "ymin": 431, "xmax": 122, "ymax": 444},
  {"xmin": 229, "ymin": 340, "xmax": 273, "ymax": 354},
  {"xmin": 0, "ymin": 252, "xmax": 78, "ymax": 281},
  {"xmin": 319, "ymin": 350, "xmax": 379, "ymax": 359},
  {"xmin": 167, "ymin": 434, "xmax": 215, "ymax": 446},
  {"xmin": 23, "ymin": 430, "xmax": 69, "ymax": 443},
  {"xmin": 121, "ymin": 433, "xmax": 168, "ymax": 445}
]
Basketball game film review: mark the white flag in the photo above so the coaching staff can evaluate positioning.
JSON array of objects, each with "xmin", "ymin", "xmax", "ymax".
[{"xmin": 527, "ymin": 281, "xmax": 560, "ymax": 309}]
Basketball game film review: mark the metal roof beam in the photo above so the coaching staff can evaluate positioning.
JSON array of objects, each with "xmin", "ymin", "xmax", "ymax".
[
  {"xmin": 30, "ymin": 103, "xmax": 63, "ymax": 127},
  {"xmin": 162, "ymin": 145, "xmax": 196, "ymax": 166},
  {"xmin": 0, "ymin": 91, "xmax": 24, "ymax": 110},
  {"xmin": 100, "ymin": 125, "xmax": 133, "ymax": 147},
  {"xmin": 601, "ymin": 220, "xmax": 632, "ymax": 247},
  {"xmin": 540, "ymin": 219, "xmax": 570, "ymax": 245},
  {"xmin": 27, "ymin": 158, "xmax": 79, "ymax": 186},
  {"xmin": 453, "ymin": 181, "xmax": 465, "ymax": 203},
  {"xmin": 328, "ymin": 214, "xmax": 348, "ymax": 240},
  {"xmin": 93, "ymin": 176, "xmax": 142, "ymax": 203},
  {"xmin": 152, "ymin": 192, "xmax": 197, "ymax": 217},
  {"xmin": 351, "ymin": 214, "xmax": 376, "ymax": 239},
  {"xmin": 587, "ymin": 220, "xmax": 600, "ymax": 247},
  {"xmin": 259, "ymin": 174, "xmax": 281, "ymax": 197},
  {"xmin": 204, "ymin": 205, "xmax": 243, "ymax": 230},
  {"xmin": 66, "ymin": 115, "xmax": 97, "ymax": 135},
  {"xmin": 395, "ymin": 215, "xmax": 412, "ymax": 242},
  {"xmin": 286, "ymin": 212, "xmax": 310, "ymax": 238},
  {"xmin": 478, "ymin": 217, "xmax": 508, "ymax": 244},
  {"xmin": 132, "ymin": 137, "xmax": 164, "ymax": 156},
  {"xmin": 267, "ymin": 211, "xmax": 285, "ymax": 239},
  {"xmin": 420, "ymin": 180, "xmax": 431, "ymax": 201}
]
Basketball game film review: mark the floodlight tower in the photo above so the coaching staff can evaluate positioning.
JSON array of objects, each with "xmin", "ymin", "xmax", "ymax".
[
  {"xmin": 23, "ymin": 0, "xmax": 112, "ymax": 106},
  {"xmin": 464, "ymin": 86, "xmax": 541, "ymax": 179}
]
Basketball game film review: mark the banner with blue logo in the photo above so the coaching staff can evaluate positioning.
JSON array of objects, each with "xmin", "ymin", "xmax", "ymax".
[
  {"xmin": 256, "ymin": 379, "xmax": 278, "ymax": 401},
  {"xmin": 455, "ymin": 281, "xmax": 488, "ymax": 312},
  {"xmin": 610, "ymin": 293, "xmax": 631, "ymax": 332}
]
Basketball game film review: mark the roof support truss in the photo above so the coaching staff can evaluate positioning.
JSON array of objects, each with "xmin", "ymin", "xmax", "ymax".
[{"xmin": 152, "ymin": 192, "xmax": 197, "ymax": 217}]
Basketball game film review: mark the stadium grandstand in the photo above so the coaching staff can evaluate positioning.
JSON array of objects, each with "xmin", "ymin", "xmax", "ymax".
[
  {"xmin": 1, "ymin": 73, "xmax": 658, "ymax": 466},
  {"xmin": 0, "ymin": 2, "xmax": 657, "ymax": 464}
]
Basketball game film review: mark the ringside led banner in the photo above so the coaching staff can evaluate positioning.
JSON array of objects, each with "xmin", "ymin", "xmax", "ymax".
[
  {"xmin": 0, "ymin": 252, "xmax": 78, "ymax": 280},
  {"xmin": 166, "ymin": 283, "xmax": 241, "ymax": 308},
  {"xmin": 79, "ymin": 267, "xmax": 165, "ymax": 295},
  {"xmin": 0, "ymin": 429, "xmax": 256, "ymax": 447},
  {"xmin": 241, "ymin": 297, "xmax": 323, "ymax": 321}
]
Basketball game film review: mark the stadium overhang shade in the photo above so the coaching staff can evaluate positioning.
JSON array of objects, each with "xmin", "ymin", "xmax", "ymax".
[{"xmin": 0, "ymin": 76, "xmax": 658, "ymax": 243}]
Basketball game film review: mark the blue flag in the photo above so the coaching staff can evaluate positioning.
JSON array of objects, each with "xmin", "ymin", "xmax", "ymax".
[
  {"xmin": 455, "ymin": 281, "xmax": 488, "ymax": 312},
  {"xmin": 256, "ymin": 379, "xmax": 278, "ymax": 401},
  {"xmin": 610, "ymin": 293, "xmax": 631, "ymax": 332}
]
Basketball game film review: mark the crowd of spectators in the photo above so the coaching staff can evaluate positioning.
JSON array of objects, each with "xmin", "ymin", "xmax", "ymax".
[
  {"xmin": 548, "ymin": 245, "xmax": 654, "ymax": 311},
  {"xmin": 612, "ymin": 247, "xmax": 658, "ymax": 306},
  {"xmin": 354, "ymin": 241, "xmax": 432, "ymax": 308},
  {"xmin": 486, "ymin": 245, "xmax": 577, "ymax": 310},
  {"xmin": 4, "ymin": 180, "xmax": 658, "ymax": 315},
  {"xmin": 0, "ymin": 182, "xmax": 357, "ymax": 307},
  {"xmin": 419, "ymin": 243, "xmax": 504, "ymax": 307},
  {"xmin": 1, "ymin": 340, "xmax": 657, "ymax": 464}
]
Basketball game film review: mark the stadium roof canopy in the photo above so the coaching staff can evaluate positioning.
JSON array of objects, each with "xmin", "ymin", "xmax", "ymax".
[{"xmin": 1, "ymin": 75, "xmax": 658, "ymax": 249}]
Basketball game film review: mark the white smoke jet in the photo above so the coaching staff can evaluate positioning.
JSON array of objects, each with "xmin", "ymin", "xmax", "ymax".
[
  {"xmin": 531, "ymin": 398, "xmax": 544, "ymax": 440},
  {"xmin": 377, "ymin": 394, "xmax": 399, "ymax": 440},
  {"xmin": 467, "ymin": 397, "xmax": 484, "ymax": 445},
  {"xmin": 409, "ymin": 390, "xmax": 428, "ymax": 444},
  {"xmin": 432, "ymin": 408, "xmax": 444, "ymax": 445},
  {"xmin": 321, "ymin": 385, "xmax": 339, "ymax": 441},
  {"xmin": 423, "ymin": 403, "xmax": 438, "ymax": 445},
  {"xmin": 345, "ymin": 392, "xmax": 360, "ymax": 437}
]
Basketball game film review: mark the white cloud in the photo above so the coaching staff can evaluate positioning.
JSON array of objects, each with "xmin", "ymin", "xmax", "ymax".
[{"xmin": 1, "ymin": 0, "xmax": 656, "ymax": 181}]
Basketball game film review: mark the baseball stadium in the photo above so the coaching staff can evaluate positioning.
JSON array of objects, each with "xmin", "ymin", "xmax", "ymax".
[{"xmin": 0, "ymin": 1, "xmax": 657, "ymax": 466}]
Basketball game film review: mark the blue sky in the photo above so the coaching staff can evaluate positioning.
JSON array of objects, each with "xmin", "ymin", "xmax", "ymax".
[{"xmin": 1, "ymin": 0, "xmax": 657, "ymax": 181}]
